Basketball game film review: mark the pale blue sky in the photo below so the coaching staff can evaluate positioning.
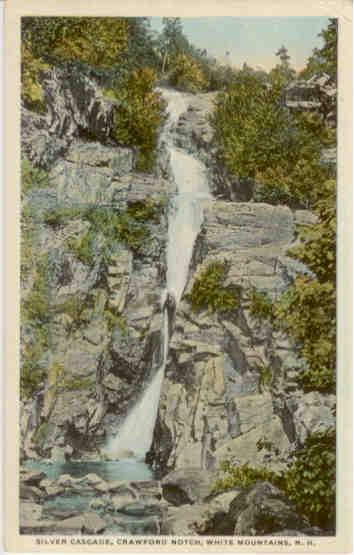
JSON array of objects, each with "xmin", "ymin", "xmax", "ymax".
[{"xmin": 150, "ymin": 17, "xmax": 330, "ymax": 71}]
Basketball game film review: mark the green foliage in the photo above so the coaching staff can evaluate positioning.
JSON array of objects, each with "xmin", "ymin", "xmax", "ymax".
[
  {"xmin": 274, "ymin": 278, "xmax": 336, "ymax": 393},
  {"xmin": 258, "ymin": 366, "xmax": 273, "ymax": 391},
  {"xmin": 169, "ymin": 52, "xmax": 207, "ymax": 93},
  {"xmin": 274, "ymin": 180, "xmax": 336, "ymax": 393},
  {"xmin": 21, "ymin": 256, "xmax": 51, "ymax": 399},
  {"xmin": 214, "ymin": 429, "xmax": 336, "ymax": 530},
  {"xmin": 43, "ymin": 207, "xmax": 85, "ymax": 227},
  {"xmin": 287, "ymin": 179, "xmax": 336, "ymax": 284},
  {"xmin": 187, "ymin": 260, "xmax": 241, "ymax": 314},
  {"xmin": 212, "ymin": 461, "xmax": 281, "ymax": 493},
  {"xmin": 22, "ymin": 17, "xmax": 128, "ymax": 69},
  {"xmin": 21, "ymin": 326, "xmax": 49, "ymax": 399},
  {"xmin": 46, "ymin": 199, "xmax": 161, "ymax": 266},
  {"xmin": 21, "ymin": 157, "xmax": 50, "ymax": 194},
  {"xmin": 300, "ymin": 19, "xmax": 337, "ymax": 82},
  {"xmin": 59, "ymin": 376, "xmax": 96, "ymax": 391},
  {"xmin": 283, "ymin": 429, "xmax": 336, "ymax": 530},
  {"xmin": 21, "ymin": 41, "xmax": 49, "ymax": 111},
  {"xmin": 67, "ymin": 231, "xmax": 95, "ymax": 266},
  {"xmin": 269, "ymin": 45, "xmax": 296, "ymax": 89},
  {"xmin": 56, "ymin": 296, "xmax": 86, "ymax": 325},
  {"xmin": 212, "ymin": 73, "xmax": 332, "ymax": 209},
  {"xmin": 107, "ymin": 68, "xmax": 165, "ymax": 172},
  {"xmin": 126, "ymin": 199, "xmax": 162, "ymax": 223},
  {"xmin": 104, "ymin": 309, "xmax": 128, "ymax": 333},
  {"xmin": 248, "ymin": 289, "xmax": 273, "ymax": 321},
  {"xmin": 21, "ymin": 256, "xmax": 51, "ymax": 324}
]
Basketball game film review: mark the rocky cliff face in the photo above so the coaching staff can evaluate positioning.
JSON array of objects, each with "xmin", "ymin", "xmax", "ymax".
[
  {"xmin": 148, "ymin": 94, "xmax": 335, "ymax": 476},
  {"xmin": 21, "ymin": 68, "xmax": 170, "ymax": 461},
  {"xmin": 21, "ymin": 69, "xmax": 335, "ymax": 479}
]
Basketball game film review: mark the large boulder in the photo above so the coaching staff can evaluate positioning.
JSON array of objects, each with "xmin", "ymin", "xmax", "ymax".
[
  {"xmin": 228, "ymin": 481, "xmax": 308, "ymax": 536},
  {"xmin": 162, "ymin": 468, "xmax": 214, "ymax": 506}
]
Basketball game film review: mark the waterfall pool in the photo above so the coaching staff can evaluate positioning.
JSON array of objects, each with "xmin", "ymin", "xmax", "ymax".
[{"xmin": 24, "ymin": 458, "xmax": 155, "ymax": 482}]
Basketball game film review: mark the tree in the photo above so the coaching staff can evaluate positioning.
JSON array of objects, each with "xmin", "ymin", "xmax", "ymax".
[
  {"xmin": 22, "ymin": 17, "xmax": 129, "ymax": 68},
  {"xmin": 125, "ymin": 18, "xmax": 160, "ymax": 70},
  {"xmin": 159, "ymin": 17, "xmax": 190, "ymax": 72},
  {"xmin": 300, "ymin": 18, "xmax": 337, "ymax": 82},
  {"xmin": 269, "ymin": 45, "xmax": 296, "ymax": 87}
]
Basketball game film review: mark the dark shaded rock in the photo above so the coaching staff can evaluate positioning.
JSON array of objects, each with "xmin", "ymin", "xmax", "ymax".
[
  {"xmin": 43, "ymin": 65, "xmax": 114, "ymax": 142},
  {"xmin": 20, "ymin": 485, "xmax": 44, "ymax": 503},
  {"xmin": 162, "ymin": 467, "xmax": 214, "ymax": 506},
  {"xmin": 228, "ymin": 481, "xmax": 308, "ymax": 536},
  {"xmin": 20, "ymin": 468, "xmax": 47, "ymax": 487}
]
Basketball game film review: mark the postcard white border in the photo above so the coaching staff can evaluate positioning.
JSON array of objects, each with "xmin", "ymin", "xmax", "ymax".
[{"xmin": 3, "ymin": 0, "xmax": 353, "ymax": 552}]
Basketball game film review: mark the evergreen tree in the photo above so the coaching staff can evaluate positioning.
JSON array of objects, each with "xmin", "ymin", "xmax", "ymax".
[
  {"xmin": 300, "ymin": 18, "xmax": 337, "ymax": 82},
  {"xmin": 269, "ymin": 45, "xmax": 296, "ymax": 87}
]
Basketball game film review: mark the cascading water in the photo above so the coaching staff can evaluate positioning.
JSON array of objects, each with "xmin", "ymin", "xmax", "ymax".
[{"xmin": 105, "ymin": 89, "xmax": 211, "ymax": 460}]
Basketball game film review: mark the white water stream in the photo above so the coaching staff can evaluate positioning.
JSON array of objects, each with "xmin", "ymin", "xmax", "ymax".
[{"xmin": 106, "ymin": 89, "xmax": 211, "ymax": 460}]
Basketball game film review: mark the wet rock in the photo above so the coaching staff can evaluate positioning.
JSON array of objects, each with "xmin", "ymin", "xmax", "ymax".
[
  {"xmin": 20, "ymin": 468, "xmax": 47, "ymax": 487},
  {"xmin": 20, "ymin": 485, "xmax": 44, "ymax": 503}
]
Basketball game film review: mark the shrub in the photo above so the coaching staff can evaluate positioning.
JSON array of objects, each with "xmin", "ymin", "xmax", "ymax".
[
  {"xmin": 56, "ymin": 296, "xmax": 86, "ymax": 325},
  {"xmin": 212, "ymin": 461, "xmax": 281, "ymax": 493},
  {"xmin": 20, "ymin": 326, "xmax": 49, "ymax": 399},
  {"xmin": 187, "ymin": 260, "xmax": 241, "ymax": 314},
  {"xmin": 248, "ymin": 288, "xmax": 273, "ymax": 320},
  {"xmin": 169, "ymin": 53, "xmax": 207, "ymax": 93},
  {"xmin": 21, "ymin": 157, "xmax": 49, "ymax": 194},
  {"xmin": 67, "ymin": 231, "xmax": 95, "ymax": 266},
  {"xmin": 59, "ymin": 376, "xmax": 96, "ymax": 391},
  {"xmin": 104, "ymin": 309, "xmax": 128, "ymax": 333},
  {"xmin": 126, "ymin": 199, "xmax": 162, "ymax": 223},
  {"xmin": 211, "ymin": 74, "xmax": 332, "ymax": 209},
  {"xmin": 23, "ymin": 17, "xmax": 129, "ymax": 69},
  {"xmin": 274, "ymin": 277, "xmax": 336, "ymax": 393},
  {"xmin": 21, "ymin": 41, "xmax": 48, "ymax": 112},
  {"xmin": 273, "ymin": 180, "xmax": 336, "ymax": 393},
  {"xmin": 43, "ymin": 207, "xmax": 85, "ymax": 227},
  {"xmin": 107, "ymin": 68, "xmax": 165, "ymax": 172},
  {"xmin": 287, "ymin": 179, "xmax": 336, "ymax": 284},
  {"xmin": 283, "ymin": 429, "xmax": 336, "ymax": 530},
  {"xmin": 258, "ymin": 366, "xmax": 273, "ymax": 391},
  {"xmin": 21, "ymin": 256, "xmax": 50, "ymax": 324},
  {"xmin": 213, "ymin": 429, "xmax": 336, "ymax": 530}
]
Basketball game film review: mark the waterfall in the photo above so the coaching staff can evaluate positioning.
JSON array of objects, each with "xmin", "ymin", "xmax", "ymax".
[{"xmin": 105, "ymin": 89, "xmax": 210, "ymax": 460}]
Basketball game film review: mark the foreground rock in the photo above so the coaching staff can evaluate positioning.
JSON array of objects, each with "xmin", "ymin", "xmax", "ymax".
[
  {"xmin": 162, "ymin": 468, "xmax": 214, "ymax": 506},
  {"xmin": 227, "ymin": 482, "xmax": 309, "ymax": 535}
]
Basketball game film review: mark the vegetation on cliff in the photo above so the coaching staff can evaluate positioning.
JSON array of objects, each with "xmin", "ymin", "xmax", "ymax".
[
  {"xmin": 186, "ymin": 260, "xmax": 241, "ymax": 313},
  {"xmin": 105, "ymin": 68, "xmax": 165, "ymax": 171},
  {"xmin": 214, "ymin": 428, "xmax": 336, "ymax": 530}
]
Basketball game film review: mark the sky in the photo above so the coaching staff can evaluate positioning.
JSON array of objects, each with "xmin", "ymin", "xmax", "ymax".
[{"xmin": 150, "ymin": 17, "xmax": 330, "ymax": 71}]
